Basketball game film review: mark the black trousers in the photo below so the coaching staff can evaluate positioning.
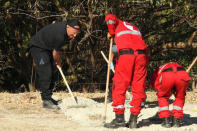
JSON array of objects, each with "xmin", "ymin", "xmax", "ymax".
[{"xmin": 30, "ymin": 46, "xmax": 55, "ymax": 100}]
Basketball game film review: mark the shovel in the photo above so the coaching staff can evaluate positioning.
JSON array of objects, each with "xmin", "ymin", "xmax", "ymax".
[
  {"xmin": 57, "ymin": 65, "xmax": 77, "ymax": 105},
  {"xmin": 57, "ymin": 66, "xmax": 88, "ymax": 108},
  {"xmin": 103, "ymin": 38, "xmax": 113, "ymax": 122},
  {"xmin": 186, "ymin": 56, "xmax": 197, "ymax": 73},
  {"xmin": 101, "ymin": 51, "xmax": 115, "ymax": 73}
]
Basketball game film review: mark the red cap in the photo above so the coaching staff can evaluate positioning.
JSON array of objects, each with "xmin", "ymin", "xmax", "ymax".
[{"xmin": 105, "ymin": 14, "xmax": 118, "ymax": 35}]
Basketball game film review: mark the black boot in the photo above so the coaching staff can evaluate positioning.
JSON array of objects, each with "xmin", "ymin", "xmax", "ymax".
[
  {"xmin": 43, "ymin": 99, "xmax": 60, "ymax": 110},
  {"xmin": 104, "ymin": 114, "xmax": 126, "ymax": 128},
  {"xmin": 128, "ymin": 114, "xmax": 138, "ymax": 128},
  {"xmin": 50, "ymin": 98, "xmax": 62, "ymax": 105},
  {"xmin": 161, "ymin": 117, "xmax": 171, "ymax": 128},
  {"xmin": 173, "ymin": 118, "xmax": 181, "ymax": 127}
]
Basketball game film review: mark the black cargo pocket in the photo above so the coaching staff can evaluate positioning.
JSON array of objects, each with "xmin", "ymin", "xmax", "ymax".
[{"xmin": 30, "ymin": 48, "xmax": 50, "ymax": 67}]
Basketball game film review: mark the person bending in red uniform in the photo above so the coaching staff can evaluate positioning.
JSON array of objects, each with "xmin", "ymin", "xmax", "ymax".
[
  {"xmin": 150, "ymin": 62, "xmax": 191, "ymax": 128},
  {"xmin": 104, "ymin": 14, "xmax": 149, "ymax": 129}
]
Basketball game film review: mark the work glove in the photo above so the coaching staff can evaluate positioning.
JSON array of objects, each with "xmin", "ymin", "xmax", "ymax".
[
  {"xmin": 107, "ymin": 33, "xmax": 114, "ymax": 40},
  {"xmin": 112, "ymin": 45, "xmax": 118, "ymax": 53},
  {"xmin": 110, "ymin": 62, "xmax": 114, "ymax": 71}
]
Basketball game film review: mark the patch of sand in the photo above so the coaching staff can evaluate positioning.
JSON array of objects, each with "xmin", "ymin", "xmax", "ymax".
[{"xmin": 0, "ymin": 92, "xmax": 197, "ymax": 131}]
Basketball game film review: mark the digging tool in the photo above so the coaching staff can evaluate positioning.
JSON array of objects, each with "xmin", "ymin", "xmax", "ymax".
[
  {"xmin": 101, "ymin": 51, "xmax": 115, "ymax": 73},
  {"xmin": 103, "ymin": 38, "xmax": 113, "ymax": 122},
  {"xmin": 57, "ymin": 65, "xmax": 77, "ymax": 105},
  {"xmin": 186, "ymin": 56, "xmax": 197, "ymax": 73}
]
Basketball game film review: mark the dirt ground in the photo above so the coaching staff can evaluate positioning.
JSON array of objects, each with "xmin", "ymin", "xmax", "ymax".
[{"xmin": 0, "ymin": 91, "xmax": 197, "ymax": 131}]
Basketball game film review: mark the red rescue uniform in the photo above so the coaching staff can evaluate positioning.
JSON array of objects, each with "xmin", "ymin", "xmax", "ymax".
[
  {"xmin": 150, "ymin": 62, "xmax": 191, "ymax": 119},
  {"xmin": 105, "ymin": 14, "xmax": 148, "ymax": 115}
]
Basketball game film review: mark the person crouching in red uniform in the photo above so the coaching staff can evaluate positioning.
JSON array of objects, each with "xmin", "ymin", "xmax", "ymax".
[
  {"xmin": 150, "ymin": 62, "xmax": 191, "ymax": 128},
  {"xmin": 104, "ymin": 14, "xmax": 149, "ymax": 129}
]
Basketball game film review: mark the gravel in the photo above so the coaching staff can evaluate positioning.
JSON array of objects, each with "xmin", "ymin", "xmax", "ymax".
[{"xmin": 58, "ymin": 94, "xmax": 197, "ymax": 130}]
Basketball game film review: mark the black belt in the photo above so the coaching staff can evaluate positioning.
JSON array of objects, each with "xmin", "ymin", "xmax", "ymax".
[
  {"xmin": 177, "ymin": 67, "xmax": 185, "ymax": 71},
  {"xmin": 163, "ymin": 67, "xmax": 185, "ymax": 72},
  {"xmin": 119, "ymin": 49, "xmax": 145, "ymax": 55}
]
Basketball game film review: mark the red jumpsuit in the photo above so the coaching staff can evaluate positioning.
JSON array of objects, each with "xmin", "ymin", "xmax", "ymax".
[
  {"xmin": 105, "ymin": 14, "xmax": 148, "ymax": 115},
  {"xmin": 150, "ymin": 62, "xmax": 191, "ymax": 119}
]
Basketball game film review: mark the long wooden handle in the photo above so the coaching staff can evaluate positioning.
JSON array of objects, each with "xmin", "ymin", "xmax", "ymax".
[
  {"xmin": 57, "ymin": 66, "xmax": 77, "ymax": 104},
  {"xmin": 186, "ymin": 56, "xmax": 197, "ymax": 73},
  {"xmin": 103, "ymin": 38, "xmax": 113, "ymax": 122},
  {"xmin": 101, "ymin": 51, "xmax": 115, "ymax": 73}
]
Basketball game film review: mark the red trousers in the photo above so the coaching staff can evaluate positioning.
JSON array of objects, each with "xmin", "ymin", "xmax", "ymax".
[
  {"xmin": 155, "ymin": 68, "xmax": 190, "ymax": 118},
  {"xmin": 112, "ymin": 52, "xmax": 147, "ymax": 115}
]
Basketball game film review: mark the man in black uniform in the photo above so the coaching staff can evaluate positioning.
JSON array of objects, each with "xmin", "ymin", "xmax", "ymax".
[{"xmin": 29, "ymin": 19, "xmax": 80, "ymax": 109}]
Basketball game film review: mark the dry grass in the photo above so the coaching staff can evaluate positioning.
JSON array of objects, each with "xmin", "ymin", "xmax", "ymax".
[
  {"xmin": 0, "ymin": 91, "xmax": 197, "ymax": 109},
  {"xmin": 0, "ymin": 91, "xmax": 196, "ymax": 118}
]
